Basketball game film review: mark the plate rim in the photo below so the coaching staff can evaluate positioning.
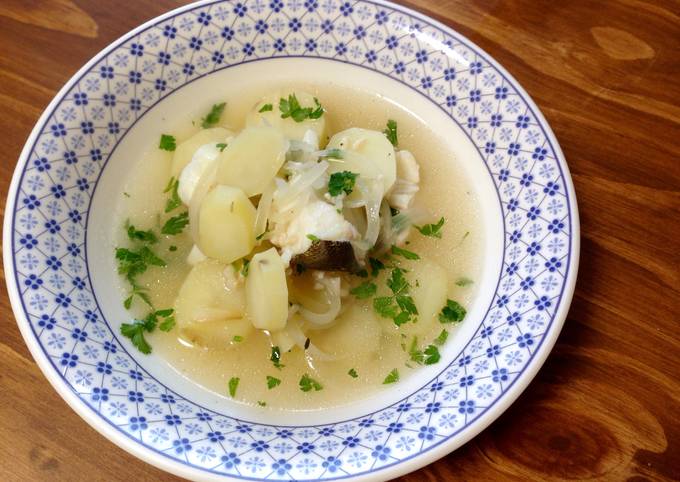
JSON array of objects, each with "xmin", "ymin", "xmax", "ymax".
[{"xmin": 2, "ymin": 0, "xmax": 580, "ymax": 480}]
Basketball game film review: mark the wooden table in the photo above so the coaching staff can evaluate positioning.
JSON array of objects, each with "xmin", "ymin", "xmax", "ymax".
[{"xmin": 1, "ymin": 0, "xmax": 678, "ymax": 480}]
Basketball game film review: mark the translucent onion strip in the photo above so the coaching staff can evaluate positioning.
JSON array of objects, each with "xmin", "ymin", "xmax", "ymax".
[
  {"xmin": 254, "ymin": 180, "xmax": 276, "ymax": 240},
  {"xmin": 274, "ymin": 160, "xmax": 328, "ymax": 207},
  {"xmin": 298, "ymin": 276, "xmax": 341, "ymax": 327}
]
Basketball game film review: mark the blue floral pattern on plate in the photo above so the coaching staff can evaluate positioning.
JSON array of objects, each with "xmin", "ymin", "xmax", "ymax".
[{"xmin": 7, "ymin": 0, "xmax": 575, "ymax": 479}]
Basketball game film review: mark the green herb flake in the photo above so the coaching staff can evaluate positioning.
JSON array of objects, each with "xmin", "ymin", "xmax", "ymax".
[
  {"xmin": 201, "ymin": 102, "xmax": 226, "ymax": 128},
  {"xmin": 373, "ymin": 296, "xmax": 399, "ymax": 319},
  {"xmin": 415, "ymin": 217, "xmax": 445, "ymax": 238},
  {"xmin": 279, "ymin": 94, "xmax": 325, "ymax": 122},
  {"xmin": 233, "ymin": 335, "xmax": 244, "ymax": 343},
  {"xmin": 383, "ymin": 119, "xmax": 398, "ymax": 147},
  {"xmin": 369, "ymin": 257, "xmax": 386, "ymax": 277},
  {"xmin": 321, "ymin": 148, "xmax": 344, "ymax": 159},
  {"xmin": 126, "ymin": 224, "xmax": 157, "ymax": 244},
  {"xmin": 120, "ymin": 321, "xmax": 152, "ymax": 354},
  {"xmin": 216, "ymin": 142, "xmax": 228, "ymax": 152},
  {"xmin": 439, "ymin": 299, "xmax": 467, "ymax": 323},
  {"xmin": 241, "ymin": 259, "xmax": 250, "ymax": 277},
  {"xmin": 163, "ymin": 177, "xmax": 182, "ymax": 213},
  {"xmin": 423, "ymin": 345, "xmax": 441, "ymax": 365},
  {"xmin": 270, "ymin": 346, "xmax": 284, "ymax": 369},
  {"xmin": 348, "ymin": 368, "xmax": 358, "ymax": 378},
  {"xmin": 258, "ymin": 103, "xmax": 273, "ymax": 113},
  {"xmin": 123, "ymin": 192, "xmax": 131, "ymax": 198},
  {"xmin": 306, "ymin": 234, "xmax": 320, "ymax": 243},
  {"xmin": 434, "ymin": 329, "xmax": 449, "ymax": 346},
  {"xmin": 161, "ymin": 211, "xmax": 189, "ymax": 235},
  {"xmin": 328, "ymin": 171, "xmax": 358, "ymax": 197},
  {"xmin": 158, "ymin": 309, "xmax": 176, "ymax": 332},
  {"xmin": 391, "ymin": 245, "xmax": 420, "ymax": 260},
  {"xmin": 228, "ymin": 377, "xmax": 240, "ymax": 397},
  {"xmin": 169, "ymin": 245, "xmax": 178, "ymax": 252},
  {"xmin": 350, "ymin": 281, "xmax": 377, "ymax": 299},
  {"xmin": 159, "ymin": 134, "xmax": 176, "ymax": 151},
  {"xmin": 257, "ymin": 401, "xmax": 267, "ymax": 407},
  {"xmin": 383, "ymin": 368, "xmax": 400, "ymax": 384},
  {"xmin": 455, "ymin": 277, "xmax": 474, "ymax": 287},
  {"xmin": 266, "ymin": 375, "xmax": 281, "ymax": 389},
  {"xmin": 299, "ymin": 374, "xmax": 323, "ymax": 392}
]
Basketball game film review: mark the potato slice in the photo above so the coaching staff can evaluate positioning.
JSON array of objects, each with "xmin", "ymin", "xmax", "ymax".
[
  {"xmin": 246, "ymin": 248, "xmax": 288, "ymax": 331},
  {"xmin": 310, "ymin": 303, "xmax": 381, "ymax": 357},
  {"xmin": 327, "ymin": 127, "xmax": 396, "ymax": 192},
  {"xmin": 174, "ymin": 260, "xmax": 250, "ymax": 349},
  {"xmin": 216, "ymin": 126, "xmax": 288, "ymax": 196},
  {"xmin": 198, "ymin": 185, "xmax": 256, "ymax": 263},
  {"xmin": 402, "ymin": 260, "xmax": 448, "ymax": 337},
  {"xmin": 171, "ymin": 127, "xmax": 231, "ymax": 176},
  {"xmin": 246, "ymin": 90, "xmax": 327, "ymax": 143}
]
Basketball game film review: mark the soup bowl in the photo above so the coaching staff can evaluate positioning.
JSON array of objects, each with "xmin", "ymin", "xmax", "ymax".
[{"xmin": 3, "ymin": 0, "xmax": 579, "ymax": 479}]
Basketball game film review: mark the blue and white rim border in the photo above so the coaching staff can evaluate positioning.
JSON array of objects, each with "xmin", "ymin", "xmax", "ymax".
[{"xmin": 4, "ymin": 0, "xmax": 579, "ymax": 480}]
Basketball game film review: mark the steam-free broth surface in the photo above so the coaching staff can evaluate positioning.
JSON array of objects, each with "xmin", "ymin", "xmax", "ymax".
[{"xmin": 114, "ymin": 83, "xmax": 483, "ymax": 410}]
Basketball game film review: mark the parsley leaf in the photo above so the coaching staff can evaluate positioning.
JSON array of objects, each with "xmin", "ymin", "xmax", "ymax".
[
  {"xmin": 383, "ymin": 368, "xmax": 400, "ymax": 384},
  {"xmin": 279, "ymin": 94, "xmax": 325, "ymax": 122},
  {"xmin": 159, "ymin": 134, "xmax": 176, "ymax": 151},
  {"xmin": 161, "ymin": 211, "xmax": 189, "ymax": 235},
  {"xmin": 266, "ymin": 375, "xmax": 281, "ymax": 389},
  {"xmin": 387, "ymin": 268, "xmax": 409, "ymax": 295},
  {"xmin": 306, "ymin": 234, "xmax": 320, "ymax": 243},
  {"xmin": 163, "ymin": 177, "xmax": 182, "ymax": 213},
  {"xmin": 228, "ymin": 377, "xmax": 239, "ymax": 397},
  {"xmin": 328, "ymin": 171, "xmax": 358, "ymax": 196},
  {"xmin": 423, "ymin": 345, "xmax": 441, "ymax": 364},
  {"xmin": 434, "ymin": 329, "xmax": 449, "ymax": 346},
  {"xmin": 299, "ymin": 374, "xmax": 323, "ymax": 392},
  {"xmin": 350, "ymin": 281, "xmax": 377, "ymax": 299},
  {"xmin": 127, "ymin": 224, "xmax": 157, "ymax": 243},
  {"xmin": 395, "ymin": 294, "xmax": 418, "ymax": 315},
  {"xmin": 439, "ymin": 299, "xmax": 467, "ymax": 323},
  {"xmin": 373, "ymin": 296, "xmax": 399, "ymax": 319},
  {"xmin": 120, "ymin": 321, "xmax": 152, "ymax": 354},
  {"xmin": 257, "ymin": 401, "xmax": 267, "ymax": 407},
  {"xmin": 391, "ymin": 245, "xmax": 420, "ymax": 260},
  {"xmin": 232, "ymin": 335, "xmax": 244, "ymax": 343},
  {"xmin": 258, "ymin": 103, "xmax": 273, "ymax": 112},
  {"xmin": 455, "ymin": 277, "xmax": 474, "ymax": 287},
  {"xmin": 270, "ymin": 346, "xmax": 284, "ymax": 369},
  {"xmin": 158, "ymin": 313, "xmax": 176, "ymax": 332},
  {"xmin": 369, "ymin": 257, "xmax": 386, "ymax": 277},
  {"xmin": 348, "ymin": 368, "xmax": 358, "ymax": 378},
  {"xmin": 216, "ymin": 142, "xmax": 228, "ymax": 152},
  {"xmin": 383, "ymin": 119, "xmax": 398, "ymax": 147},
  {"xmin": 415, "ymin": 217, "xmax": 445, "ymax": 238},
  {"xmin": 201, "ymin": 102, "xmax": 226, "ymax": 128}
]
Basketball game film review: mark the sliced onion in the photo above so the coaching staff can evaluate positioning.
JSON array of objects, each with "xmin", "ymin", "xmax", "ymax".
[
  {"xmin": 274, "ymin": 160, "xmax": 329, "ymax": 206},
  {"xmin": 298, "ymin": 276, "xmax": 341, "ymax": 327},
  {"xmin": 254, "ymin": 180, "xmax": 275, "ymax": 240},
  {"xmin": 188, "ymin": 163, "xmax": 217, "ymax": 244},
  {"xmin": 361, "ymin": 178, "xmax": 383, "ymax": 248},
  {"xmin": 287, "ymin": 316, "xmax": 337, "ymax": 361}
]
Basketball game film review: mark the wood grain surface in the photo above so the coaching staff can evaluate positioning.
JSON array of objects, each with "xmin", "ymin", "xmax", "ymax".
[{"xmin": 1, "ymin": 0, "xmax": 678, "ymax": 480}]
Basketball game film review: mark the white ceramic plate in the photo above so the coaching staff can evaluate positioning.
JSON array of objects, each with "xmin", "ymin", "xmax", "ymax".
[{"xmin": 4, "ymin": 0, "xmax": 578, "ymax": 479}]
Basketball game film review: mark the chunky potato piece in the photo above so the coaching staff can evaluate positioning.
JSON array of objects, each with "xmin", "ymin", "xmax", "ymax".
[
  {"xmin": 198, "ymin": 185, "xmax": 256, "ymax": 263},
  {"xmin": 246, "ymin": 248, "xmax": 288, "ymax": 331},
  {"xmin": 216, "ymin": 126, "xmax": 288, "ymax": 196},
  {"xmin": 171, "ymin": 127, "xmax": 231, "ymax": 176}
]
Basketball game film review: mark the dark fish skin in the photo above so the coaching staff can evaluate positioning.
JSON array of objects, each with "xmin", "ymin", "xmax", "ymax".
[{"xmin": 291, "ymin": 240, "xmax": 359, "ymax": 273}]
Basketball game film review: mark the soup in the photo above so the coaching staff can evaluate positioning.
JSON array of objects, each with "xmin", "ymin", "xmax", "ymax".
[{"xmin": 112, "ymin": 84, "xmax": 482, "ymax": 410}]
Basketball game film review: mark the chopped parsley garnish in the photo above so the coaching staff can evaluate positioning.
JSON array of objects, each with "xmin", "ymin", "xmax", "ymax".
[
  {"xmin": 455, "ymin": 277, "xmax": 474, "ymax": 287},
  {"xmin": 163, "ymin": 177, "xmax": 182, "ymax": 213},
  {"xmin": 232, "ymin": 335, "xmax": 244, "ymax": 343},
  {"xmin": 328, "ymin": 171, "xmax": 358, "ymax": 196},
  {"xmin": 266, "ymin": 375, "xmax": 281, "ymax": 389},
  {"xmin": 372, "ymin": 268, "xmax": 418, "ymax": 326},
  {"xmin": 161, "ymin": 211, "xmax": 189, "ymax": 235},
  {"xmin": 169, "ymin": 245, "xmax": 177, "ymax": 252},
  {"xmin": 123, "ymin": 281, "xmax": 151, "ymax": 309},
  {"xmin": 258, "ymin": 103, "xmax": 273, "ymax": 112},
  {"xmin": 383, "ymin": 119, "xmax": 398, "ymax": 147},
  {"xmin": 391, "ymin": 245, "xmax": 420, "ymax": 260},
  {"xmin": 120, "ymin": 308, "xmax": 175, "ymax": 354},
  {"xmin": 201, "ymin": 102, "xmax": 226, "ymax": 128},
  {"xmin": 348, "ymin": 368, "xmax": 358, "ymax": 378},
  {"xmin": 123, "ymin": 192, "xmax": 131, "ymax": 198},
  {"xmin": 350, "ymin": 281, "xmax": 377, "ymax": 299},
  {"xmin": 306, "ymin": 234, "xmax": 320, "ymax": 243},
  {"xmin": 434, "ymin": 329, "xmax": 449, "ymax": 346},
  {"xmin": 439, "ymin": 299, "xmax": 467, "ymax": 323},
  {"xmin": 240, "ymin": 259, "xmax": 250, "ymax": 277},
  {"xmin": 126, "ymin": 224, "xmax": 158, "ymax": 243},
  {"xmin": 216, "ymin": 142, "xmax": 228, "ymax": 152},
  {"xmin": 279, "ymin": 94, "xmax": 324, "ymax": 122},
  {"xmin": 116, "ymin": 246, "xmax": 166, "ymax": 280},
  {"xmin": 257, "ymin": 401, "xmax": 267, "ymax": 407},
  {"xmin": 415, "ymin": 217, "xmax": 445, "ymax": 238},
  {"xmin": 383, "ymin": 368, "xmax": 400, "ymax": 384},
  {"xmin": 369, "ymin": 257, "xmax": 386, "ymax": 277},
  {"xmin": 228, "ymin": 377, "xmax": 239, "ymax": 397},
  {"xmin": 270, "ymin": 346, "xmax": 284, "ymax": 369},
  {"xmin": 159, "ymin": 134, "xmax": 176, "ymax": 151},
  {"xmin": 299, "ymin": 374, "xmax": 323, "ymax": 392}
]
